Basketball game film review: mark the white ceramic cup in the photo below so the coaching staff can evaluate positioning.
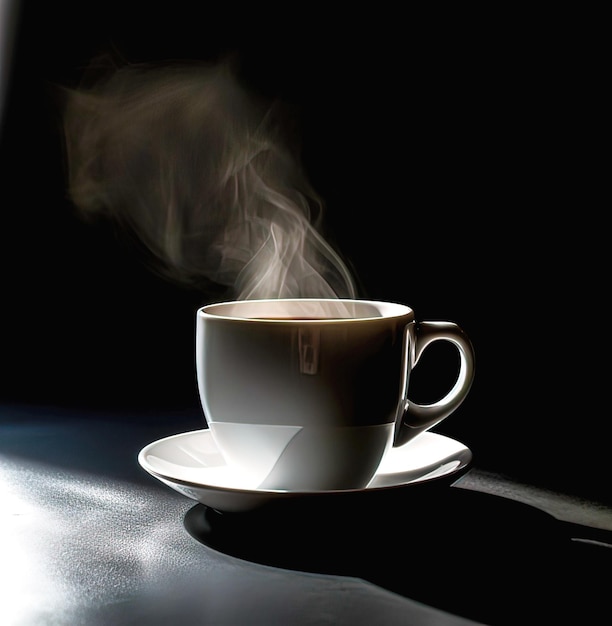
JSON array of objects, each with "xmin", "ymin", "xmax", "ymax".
[{"xmin": 196, "ymin": 298, "xmax": 475, "ymax": 491}]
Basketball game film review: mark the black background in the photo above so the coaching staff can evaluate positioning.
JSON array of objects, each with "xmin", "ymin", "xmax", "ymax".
[{"xmin": 1, "ymin": 3, "xmax": 608, "ymax": 502}]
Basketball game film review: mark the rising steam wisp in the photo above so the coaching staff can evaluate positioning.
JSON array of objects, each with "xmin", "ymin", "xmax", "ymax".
[{"xmin": 60, "ymin": 58, "xmax": 356, "ymax": 300}]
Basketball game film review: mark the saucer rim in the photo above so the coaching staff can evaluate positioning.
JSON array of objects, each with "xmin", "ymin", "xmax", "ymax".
[{"xmin": 138, "ymin": 428, "xmax": 473, "ymax": 497}]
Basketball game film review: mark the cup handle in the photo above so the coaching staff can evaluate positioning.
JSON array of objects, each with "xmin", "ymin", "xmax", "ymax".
[{"xmin": 393, "ymin": 321, "xmax": 475, "ymax": 447}]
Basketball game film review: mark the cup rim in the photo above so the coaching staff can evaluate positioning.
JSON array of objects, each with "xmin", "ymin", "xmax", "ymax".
[{"xmin": 198, "ymin": 298, "xmax": 414, "ymax": 323}]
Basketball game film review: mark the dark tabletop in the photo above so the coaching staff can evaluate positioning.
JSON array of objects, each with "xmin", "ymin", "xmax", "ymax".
[{"xmin": 2, "ymin": 403, "xmax": 611, "ymax": 626}]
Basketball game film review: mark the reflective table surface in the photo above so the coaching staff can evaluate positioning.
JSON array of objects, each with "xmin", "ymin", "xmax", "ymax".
[{"xmin": 2, "ymin": 403, "xmax": 611, "ymax": 626}]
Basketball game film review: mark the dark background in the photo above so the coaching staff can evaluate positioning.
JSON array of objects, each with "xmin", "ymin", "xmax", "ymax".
[{"xmin": 1, "ymin": 3, "xmax": 607, "ymax": 501}]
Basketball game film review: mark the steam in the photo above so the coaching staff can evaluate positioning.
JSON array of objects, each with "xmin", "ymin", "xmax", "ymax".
[{"xmin": 60, "ymin": 57, "xmax": 357, "ymax": 300}]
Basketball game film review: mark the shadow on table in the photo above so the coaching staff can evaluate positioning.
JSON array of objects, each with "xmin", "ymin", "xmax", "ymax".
[{"xmin": 185, "ymin": 482, "xmax": 612, "ymax": 626}]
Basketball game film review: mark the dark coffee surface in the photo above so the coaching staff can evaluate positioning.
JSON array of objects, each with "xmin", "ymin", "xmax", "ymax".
[{"xmin": 252, "ymin": 316, "xmax": 331, "ymax": 320}]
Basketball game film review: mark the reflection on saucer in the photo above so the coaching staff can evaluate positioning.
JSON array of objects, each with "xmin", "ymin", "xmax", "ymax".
[{"xmin": 138, "ymin": 429, "xmax": 472, "ymax": 513}]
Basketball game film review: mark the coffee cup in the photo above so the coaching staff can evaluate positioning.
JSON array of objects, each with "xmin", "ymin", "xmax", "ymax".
[{"xmin": 195, "ymin": 298, "xmax": 475, "ymax": 491}]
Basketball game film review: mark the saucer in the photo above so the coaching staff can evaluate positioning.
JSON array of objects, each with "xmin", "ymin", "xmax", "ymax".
[{"xmin": 138, "ymin": 429, "xmax": 472, "ymax": 513}]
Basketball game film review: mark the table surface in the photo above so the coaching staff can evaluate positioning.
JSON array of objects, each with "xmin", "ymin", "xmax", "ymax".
[{"xmin": 1, "ymin": 403, "xmax": 611, "ymax": 626}]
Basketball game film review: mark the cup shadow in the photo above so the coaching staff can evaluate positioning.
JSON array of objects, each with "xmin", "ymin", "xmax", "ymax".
[{"xmin": 184, "ymin": 482, "xmax": 612, "ymax": 625}]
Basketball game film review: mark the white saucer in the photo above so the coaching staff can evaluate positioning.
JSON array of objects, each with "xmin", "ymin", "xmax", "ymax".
[
  {"xmin": 139, "ymin": 429, "xmax": 472, "ymax": 512},
  {"xmin": 139, "ymin": 429, "xmax": 472, "ymax": 513}
]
